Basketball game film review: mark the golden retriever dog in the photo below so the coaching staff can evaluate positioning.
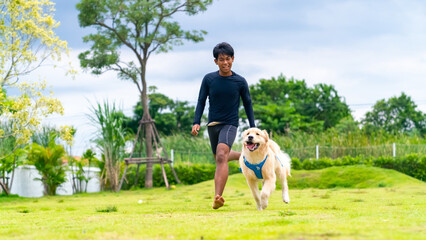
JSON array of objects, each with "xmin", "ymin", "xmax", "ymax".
[{"xmin": 239, "ymin": 128, "xmax": 291, "ymax": 210}]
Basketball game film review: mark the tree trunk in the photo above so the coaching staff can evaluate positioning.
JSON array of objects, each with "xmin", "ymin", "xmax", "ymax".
[
  {"xmin": 143, "ymin": 102, "xmax": 154, "ymax": 188},
  {"xmin": 140, "ymin": 59, "xmax": 154, "ymax": 188},
  {"xmin": 43, "ymin": 180, "xmax": 51, "ymax": 196},
  {"xmin": 111, "ymin": 162, "xmax": 120, "ymax": 192},
  {"xmin": 85, "ymin": 159, "xmax": 91, "ymax": 193},
  {"xmin": 106, "ymin": 152, "xmax": 120, "ymax": 192},
  {"xmin": 71, "ymin": 160, "xmax": 77, "ymax": 193},
  {"xmin": 8, "ymin": 155, "xmax": 17, "ymax": 191}
]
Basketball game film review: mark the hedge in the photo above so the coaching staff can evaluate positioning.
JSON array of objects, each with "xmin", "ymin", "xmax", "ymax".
[
  {"xmin": 121, "ymin": 153, "xmax": 425, "ymax": 189},
  {"xmin": 292, "ymin": 153, "xmax": 425, "ymax": 181},
  {"xmin": 121, "ymin": 162, "xmax": 241, "ymax": 190}
]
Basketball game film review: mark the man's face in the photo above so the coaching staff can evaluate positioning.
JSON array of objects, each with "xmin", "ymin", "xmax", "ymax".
[{"xmin": 214, "ymin": 53, "xmax": 234, "ymax": 76}]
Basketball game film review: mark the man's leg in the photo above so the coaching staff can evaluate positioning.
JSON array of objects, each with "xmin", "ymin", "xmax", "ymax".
[
  {"xmin": 212, "ymin": 143, "xmax": 230, "ymax": 209},
  {"xmin": 228, "ymin": 150, "xmax": 241, "ymax": 161}
]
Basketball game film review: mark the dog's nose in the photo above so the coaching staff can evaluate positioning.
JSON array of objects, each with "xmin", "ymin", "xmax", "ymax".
[{"xmin": 248, "ymin": 135, "xmax": 253, "ymax": 140}]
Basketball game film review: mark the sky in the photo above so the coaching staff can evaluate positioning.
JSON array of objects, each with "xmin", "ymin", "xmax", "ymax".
[{"xmin": 26, "ymin": 0, "xmax": 426, "ymax": 155}]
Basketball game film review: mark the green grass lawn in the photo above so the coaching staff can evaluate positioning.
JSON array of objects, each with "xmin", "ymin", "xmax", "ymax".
[{"xmin": 1, "ymin": 166, "xmax": 425, "ymax": 240}]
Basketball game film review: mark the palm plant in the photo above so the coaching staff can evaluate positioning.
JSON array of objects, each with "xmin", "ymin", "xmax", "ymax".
[
  {"xmin": 27, "ymin": 134, "xmax": 67, "ymax": 196},
  {"xmin": 70, "ymin": 149, "xmax": 98, "ymax": 193},
  {"xmin": 69, "ymin": 156, "xmax": 87, "ymax": 194},
  {"xmin": 88, "ymin": 101, "xmax": 126, "ymax": 192}
]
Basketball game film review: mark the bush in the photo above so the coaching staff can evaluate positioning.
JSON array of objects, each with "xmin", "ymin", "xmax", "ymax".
[
  {"xmin": 372, "ymin": 156, "xmax": 395, "ymax": 169},
  {"xmin": 340, "ymin": 155, "xmax": 364, "ymax": 166},
  {"xmin": 291, "ymin": 158, "xmax": 302, "ymax": 170},
  {"xmin": 372, "ymin": 154, "xmax": 425, "ymax": 181},
  {"xmin": 300, "ymin": 158, "xmax": 334, "ymax": 170}
]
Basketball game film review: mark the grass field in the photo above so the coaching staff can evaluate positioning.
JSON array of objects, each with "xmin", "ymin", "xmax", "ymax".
[{"xmin": 1, "ymin": 166, "xmax": 425, "ymax": 240}]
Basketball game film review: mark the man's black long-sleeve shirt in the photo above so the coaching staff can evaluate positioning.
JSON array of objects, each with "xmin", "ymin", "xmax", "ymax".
[{"xmin": 193, "ymin": 71, "xmax": 255, "ymax": 128}]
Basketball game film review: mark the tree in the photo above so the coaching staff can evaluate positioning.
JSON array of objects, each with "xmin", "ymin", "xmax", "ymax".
[
  {"xmin": 333, "ymin": 116, "xmax": 360, "ymax": 134},
  {"xmin": 0, "ymin": 0, "xmax": 71, "ymax": 158},
  {"xmin": 0, "ymin": 0, "xmax": 67, "ymax": 87},
  {"xmin": 0, "ymin": 122, "xmax": 26, "ymax": 194},
  {"xmin": 362, "ymin": 92, "xmax": 426, "ymax": 135},
  {"xmin": 173, "ymin": 100, "xmax": 196, "ymax": 133},
  {"xmin": 246, "ymin": 74, "xmax": 351, "ymax": 134},
  {"xmin": 125, "ymin": 90, "xmax": 197, "ymax": 136},
  {"xmin": 77, "ymin": 0, "xmax": 212, "ymax": 188}
]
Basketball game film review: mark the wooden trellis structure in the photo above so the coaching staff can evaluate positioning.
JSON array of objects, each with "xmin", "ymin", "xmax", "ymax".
[{"xmin": 118, "ymin": 118, "xmax": 180, "ymax": 190}]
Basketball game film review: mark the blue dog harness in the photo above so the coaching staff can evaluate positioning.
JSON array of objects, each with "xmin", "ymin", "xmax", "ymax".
[{"xmin": 241, "ymin": 155, "xmax": 284, "ymax": 179}]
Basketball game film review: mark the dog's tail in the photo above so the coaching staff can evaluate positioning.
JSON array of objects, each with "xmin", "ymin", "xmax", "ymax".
[{"xmin": 281, "ymin": 151, "xmax": 292, "ymax": 177}]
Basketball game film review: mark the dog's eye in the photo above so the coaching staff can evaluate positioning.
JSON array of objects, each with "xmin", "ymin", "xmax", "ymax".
[
  {"xmin": 256, "ymin": 133, "xmax": 259, "ymax": 135},
  {"xmin": 247, "ymin": 133, "xmax": 250, "ymax": 135}
]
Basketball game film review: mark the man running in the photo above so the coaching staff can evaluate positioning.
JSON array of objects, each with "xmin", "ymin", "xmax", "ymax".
[{"xmin": 191, "ymin": 42, "xmax": 256, "ymax": 209}]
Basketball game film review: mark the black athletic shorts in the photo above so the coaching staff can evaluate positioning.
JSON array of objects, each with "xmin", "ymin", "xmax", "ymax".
[{"xmin": 207, "ymin": 124, "xmax": 238, "ymax": 154}]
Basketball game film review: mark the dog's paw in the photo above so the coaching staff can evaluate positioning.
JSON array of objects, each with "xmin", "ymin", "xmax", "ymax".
[
  {"xmin": 261, "ymin": 199, "xmax": 268, "ymax": 210},
  {"xmin": 283, "ymin": 193, "xmax": 290, "ymax": 204},
  {"xmin": 260, "ymin": 192, "xmax": 269, "ymax": 209}
]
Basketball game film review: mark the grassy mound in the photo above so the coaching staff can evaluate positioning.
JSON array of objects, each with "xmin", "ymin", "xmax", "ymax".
[
  {"xmin": 224, "ymin": 165, "xmax": 423, "ymax": 190},
  {"xmin": 287, "ymin": 165, "xmax": 423, "ymax": 189}
]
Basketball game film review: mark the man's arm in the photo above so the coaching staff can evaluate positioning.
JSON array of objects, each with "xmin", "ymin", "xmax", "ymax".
[
  {"xmin": 192, "ymin": 77, "xmax": 209, "ymax": 135},
  {"xmin": 241, "ymin": 79, "xmax": 256, "ymax": 128},
  {"xmin": 191, "ymin": 124, "xmax": 200, "ymax": 136}
]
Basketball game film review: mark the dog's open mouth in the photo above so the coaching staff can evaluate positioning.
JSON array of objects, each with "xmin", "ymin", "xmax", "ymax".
[{"xmin": 246, "ymin": 141, "xmax": 260, "ymax": 151}]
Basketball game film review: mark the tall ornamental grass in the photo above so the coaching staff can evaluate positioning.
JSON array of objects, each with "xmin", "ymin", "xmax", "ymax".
[{"xmin": 88, "ymin": 101, "xmax": 126, "ymax": 192}]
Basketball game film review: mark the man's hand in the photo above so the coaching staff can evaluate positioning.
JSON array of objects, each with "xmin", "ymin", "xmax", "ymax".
[{"xmin": 191, "ymin": 124, "xmax": 200, "ymax": 136}]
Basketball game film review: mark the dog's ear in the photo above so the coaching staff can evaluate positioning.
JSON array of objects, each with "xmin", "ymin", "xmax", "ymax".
[{"xmin": 262, "ymin": 130, "xmax": 269, "ymax": 141}]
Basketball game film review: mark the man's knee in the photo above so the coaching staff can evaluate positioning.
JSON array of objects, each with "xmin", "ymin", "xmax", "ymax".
[{"xmin": 216, "ymin": 144, "xmax": 229, "ymax": 164}]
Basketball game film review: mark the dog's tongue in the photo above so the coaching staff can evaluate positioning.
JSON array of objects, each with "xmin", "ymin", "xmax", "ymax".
[{"xmin": 247, "ymin": 143, "xmax": 256, "ymax": 150}]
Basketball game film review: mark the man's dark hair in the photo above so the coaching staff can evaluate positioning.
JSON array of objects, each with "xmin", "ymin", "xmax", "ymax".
[{"xmin": 213, "ymin": 42, "xmax": 234, "ymax": 59}]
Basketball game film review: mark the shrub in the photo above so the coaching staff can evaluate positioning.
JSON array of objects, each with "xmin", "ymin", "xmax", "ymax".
[
  {"xmin": 301, "ymin": 158, "xmax": 334, "ymax": 170},
  {"xmin": 291, "ymin": 154, "xmax": 425, "ymax": 181},
  {"xmin": 316, "ymin": 158, "xmax": 334, "ymax": 169},
  {"xmin": 291, "ymin": 158, "xmax": 302, "ymax": 170},
  {"xmin": 372, "ymin": 154, "xmax": 425, "ymax": 181},
  {"xmin": 340, "ymin": 155, "xmax": 364, "ymax": 166}
]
